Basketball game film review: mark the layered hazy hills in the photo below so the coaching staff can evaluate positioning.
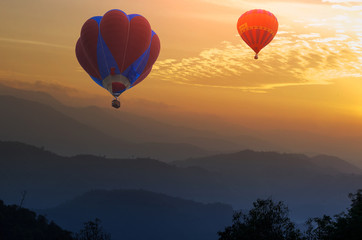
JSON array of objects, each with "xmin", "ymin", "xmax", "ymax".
[
  {"xmin": 0, "ymin": 94, "xmax": 214, "ymax": 161},
  {"xmin": 39, "ymin": 189, "xmax": 233, "ymax": 240},
  {"xmin": 1, "ymin": 141, "xmax": 362, "ymax": 221},
  {"xmin": 2, "ymin": 83, "xmax": 362, "ymax": 168},
  {"xmin": 174, "ymin": 150, "xmax": 362, "ymax": 175},
  {"xmin": 174, "ymin": 151, "xmax": 362, "ymax": 219},
  {"xmin": 0, "ymin": 83, "xmax": 276, "ymax": 159},
  {"xmin": 0, "ymin": 141, "xmax": 228, "ymax": 209}
]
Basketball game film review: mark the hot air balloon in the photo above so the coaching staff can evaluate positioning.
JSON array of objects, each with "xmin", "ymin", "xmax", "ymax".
[
  {"xmin": 76, "ymin": 9, "xmax": 160, "ymax": 108},
  {"xmin": 237, "ymin": 9, "xmax": 278, "ymax": 59}
]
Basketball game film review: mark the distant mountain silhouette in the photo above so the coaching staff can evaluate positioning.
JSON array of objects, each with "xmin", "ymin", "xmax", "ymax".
[
  {"xmin": 173, "ymin": 150, "xmax": 362, "ymax": 220},
  {"xmin": 311, "ymin": 154, "xmax": 362, "ymax": 175},
  {"xmin": 0, "ymin": 94, "xmax": 213, "ymax": 161},
  {"xmin": 173, "ymin": 150, "xmax": 362, "ymax": 175},
  {"xmin": 0, "ymin": 141, "xmax": 228, "ymax": 209},
  {"xmin": 39, "ymin": 189, "xmax": 233, "ymax": 240},
  {"xmin": 1, "ymin": 141, "xmax": 362, "ymax": 222},
  {"xmin": 0, "ymin": 83, "xmax": 63, "ymax": 106}
]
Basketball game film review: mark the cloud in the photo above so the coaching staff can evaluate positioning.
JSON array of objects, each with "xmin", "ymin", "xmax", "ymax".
[
  {"xmin": 0, "ymin": 77, "xmax": 81, "ymax": 95},
  {"xmin": 0, "ymin": 37, "xmax": 72, "ymax": 49},
  {"xmin": 151, "ymin": 28, "xmax": 362, "ymax": 92},
  {"xmin": 201, "ymin": 0, "xmax": 321, "ymax": 8},
  {"xmin": 322, "ymin": 0, "xmax": 362, "ymax": 3},
  {"xmin": 331, "ymin": 4, "xmax": 362, "ymax": 10},
  {"xmin": 322, "ymin": 0, "xmax": 362, "ymax": 11},
  {"xmin": 148, "ymin": 0, "xmax": 362, "ymax": 94}
]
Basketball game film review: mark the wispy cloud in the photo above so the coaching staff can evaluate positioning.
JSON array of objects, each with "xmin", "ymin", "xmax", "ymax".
[
  {"xmin": 151, "ymin": 27, "xmax": 362, "ymax": 92},
  {"xmin": 322, "ymin": 0, "xmax": 362, "ymax": 11},
  {"xmin": 200, "ymin": 0, "xmax": 328, "ymax": 8},
  {"xmin": 149, "ymin": 0, "xmax": 361, "ymax": 94},
  {"xmin": 331, "ymin": 4, "xmax": 362, "ymax": 10},
  {"xmin": 0, "ymin": 77, "xmax": 81, "ymax": 95},
  {"xmin": 0, "ymin": 37, "xmax": 72, "ymax": 49},
  {"xmin": 322, "ymin": 0, "xmax": 362, "ymax": 3}
]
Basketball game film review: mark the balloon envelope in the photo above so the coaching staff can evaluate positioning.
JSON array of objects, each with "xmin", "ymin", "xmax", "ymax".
[
  {"xmin": 237, "ymin": 9, "xmax": 278, "ymax": 59},
  {"xmin": 76, "ymin": 9, "xmax": 160, "ymax": 97}
]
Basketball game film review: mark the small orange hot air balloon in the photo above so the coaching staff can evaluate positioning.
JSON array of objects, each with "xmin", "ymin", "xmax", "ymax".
[{"xmin": 237, "ymin": 9, "xmax": 278, "ymax": 59}]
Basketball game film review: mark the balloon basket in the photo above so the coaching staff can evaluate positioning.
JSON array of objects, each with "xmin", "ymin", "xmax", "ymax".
[{"xmin": 112, "ymin": 99, "xmax": 121, "ymax": 109}]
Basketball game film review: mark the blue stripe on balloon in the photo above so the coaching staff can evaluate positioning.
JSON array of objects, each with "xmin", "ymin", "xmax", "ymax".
[
  {"xmin": 90, "ymin": 75, "xmax": 103, "ymax": 87},
  {"xmin": 90, "ymin": 16, "xmax": 102, "ymax": 24},
  {"xmin": 94, "ymin": 18, "xmax": 121, "ymax": 82},
  {"xmin": 122, "ymin": 31, "xmax": 155, "ymax": 84},
  {"xmin": 82, "ymin": 16, "xmax": 105, "ymax": 88},
  {"xmin": 97, "ymin": 34, "xmax": 120, "ymax": 80},
  {"xmin": 128, "ymin": 14, "xmax": 142, "ymax": 21}
]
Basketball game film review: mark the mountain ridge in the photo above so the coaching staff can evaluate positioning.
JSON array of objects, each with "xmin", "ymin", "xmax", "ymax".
[
  {"xmin": 0, "ymin": 95, "xmax": 211, "ymax": 160},
  {"xmin": 0, "ymin": 83, "xmax": 276, "ymax": 156},
  {"xmin": 174, "ymin": 149, "xmax": 362, "ymax": 175},
  {"xmin": 1, "ymin": 140, "xmax": 361, "ymax": 222}
]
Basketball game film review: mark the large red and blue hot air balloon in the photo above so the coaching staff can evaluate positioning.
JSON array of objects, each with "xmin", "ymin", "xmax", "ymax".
[{"xmin": 76, "ymin": 9, "xmax": 160, "ymax": 108}]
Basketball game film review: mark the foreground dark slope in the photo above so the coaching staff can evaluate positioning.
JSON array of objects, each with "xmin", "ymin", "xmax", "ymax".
[
  {"xmin": 0, "ymin": 200, "xmax": 73, "ymax": 240},
  {"xmin": 40, "ymin": 189, "xmax": 233, "ymax": 240},
  {"xmin": 1, "ymin": 141, "xmax": 362, "ymax": 221},
  {"xmin": 0, "ymin": 95, "xmax": 210, "ymax": 160}
]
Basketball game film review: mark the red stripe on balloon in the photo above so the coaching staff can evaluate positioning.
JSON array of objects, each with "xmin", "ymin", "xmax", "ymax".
[
  {"xmin": 259, "ymin": 30, "xmax": 269, "ymax": 48},
  {"xmin": 249, "ymin": 30, "xmax": 257, "ymax": 53},
  {"xmin": 75, "ymin": 39, "xmax": 91, "ymax": 77},
  {"xmin": 261, "ymin": 32, "xmax": 274, "ymax": 47},
  {"xmin": 77, "ymin": 19, "xmax": 101, "ymax": 79},
  {"xmin": 100, "ymin": 10, "xmax": 130, "ymax": 72},
  {"xmin": 123, "ymin": 16, "xmax": 152, "ymax": 71},
  {"xmin": 242, "ymin": 32, "xmax": 252, "ymax": 49},
  {"xmin": 248, "ymin": 30, "xmax": 255, "ymax": 46},
  {"xmin": 144, "ymin": 34, "xmax": 160, "ymax": 73},
  {"xmin": 255, "ymin": 29, "xmax": 261, "ymax": 45},
  {"xmin": 132, "ymin": 34, "xmax": 160, "ymax": 87}
]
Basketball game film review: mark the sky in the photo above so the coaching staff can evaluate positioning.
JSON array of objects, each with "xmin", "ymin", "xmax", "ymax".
[{"xmin": 0, "ymin": 0, "xmax": 362, "ymax": 161}]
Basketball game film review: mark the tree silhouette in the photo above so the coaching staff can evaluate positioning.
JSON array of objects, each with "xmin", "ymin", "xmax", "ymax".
[
  {"xmin": 304, "ymin": 189, "xmax": 362, "ymax": 240},
  {"xmin": 0, "ymin": 200, "xmax": 73, "ymax": 240},
  {"xmin": 304, "ymin": 215, "xmax": 335, "ymax": 240},
  {"xmin": 218, "ymin": 198, "xmax": 302, "ymax": 240},
  {"xmin": 333, "ymin": 189, "xmax": 362, "ymax": 239},
  {"xmin": 74, "ymin": 218, "xmax": 111, "ymax": 240}
]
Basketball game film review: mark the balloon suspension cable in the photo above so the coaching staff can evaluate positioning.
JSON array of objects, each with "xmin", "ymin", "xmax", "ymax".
[
  {"xmin": 254, "ymin": 53, "xmax": 258, "ymax": 60},
  {"xmin": 111, "ymin": 97, "xmax": 121, "ymax": 109}
]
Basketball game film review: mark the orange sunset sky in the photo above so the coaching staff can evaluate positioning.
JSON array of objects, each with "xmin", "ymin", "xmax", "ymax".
[{"xmin": 0, "ymin": 0, "xmax": 362, "ymax": 162}]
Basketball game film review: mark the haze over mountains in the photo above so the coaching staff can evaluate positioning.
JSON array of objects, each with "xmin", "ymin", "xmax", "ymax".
[
  {"xmin": 1, "ymin": 83, "xmax": 362, "ymax": 238},
  {"xmin": 1, "ymin": 141, "xmax": 361, "ymax": 222},
  {"xmin": 0, "ymin": 92, "xmax": 214, "ymax": 161},
  {"xmin": 0, "ymin": 83, "xmax": 270, "ymax": 161},
  {"xmin": 1, "ymin": 83, "xmax": 361, "ymax": 167}
]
